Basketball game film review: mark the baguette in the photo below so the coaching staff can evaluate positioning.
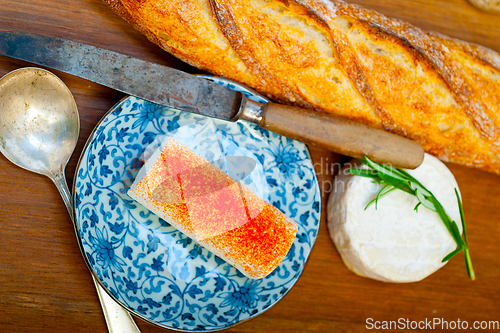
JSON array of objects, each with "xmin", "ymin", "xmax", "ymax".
[{"xmin": 102, "ymin": 0, "xmax": 500, "ymax": 174}]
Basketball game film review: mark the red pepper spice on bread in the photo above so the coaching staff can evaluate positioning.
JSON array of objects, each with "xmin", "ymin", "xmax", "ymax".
[{"xmin": 128, "ymin": 137, "xmax": 298, "ymax": 279}]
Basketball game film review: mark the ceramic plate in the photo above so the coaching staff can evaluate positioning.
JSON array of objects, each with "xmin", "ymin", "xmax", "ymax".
[{"xmin": 73, "ymin": 77, "xmax": 321, "ymax": 331}]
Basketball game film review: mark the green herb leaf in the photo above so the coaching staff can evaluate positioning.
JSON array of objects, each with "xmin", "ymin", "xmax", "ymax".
[
  {"xmin": 456, "ymin": 189, "xmax": 468, "ymax": 246},
  {"xmin": 347, "ymin": 168, "xmax": 379, "ymax": 179},
  {"xmin": 415, "ymin": 188, "xmax": 435, "ymax": 211},
  {"xmin": 375, "ymin": 184, "xmax": 395, "ymax": 209},
  {"xmin": 348, "ymin": 156, "xmax": 475, "ymax": 280},
  {"xmin": 465, "ymin": 248, "xmax": 475, "ymax": 280},
  {"xmin": 450, "ymin": 221, "xmax": 465, "ymax": 248},
  {"xmin": 442, "ymin": 248, "xmax": 461, "ymax": 262},
  {"xmin": 363, "ymin": 157, "xmax": 408, "ymax": 183}
]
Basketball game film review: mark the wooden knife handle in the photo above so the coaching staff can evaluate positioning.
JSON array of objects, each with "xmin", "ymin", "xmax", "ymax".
[{"xmin": 258, "ymin": 102, "xmax": 424, "ymax": 169}]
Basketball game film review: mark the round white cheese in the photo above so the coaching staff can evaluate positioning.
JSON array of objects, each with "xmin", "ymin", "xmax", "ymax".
[{"xmin": 327, "ymin": 154, "xmax": 462, "ymax": 283}]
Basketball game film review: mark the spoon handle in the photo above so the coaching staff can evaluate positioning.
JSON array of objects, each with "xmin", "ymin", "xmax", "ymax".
[
  {"xmin": 52, "ymin": 171, "xmax": 73, "ymax": 219},
  {"xmin": 51, "ymin": 170, "xmax": 142, "ymax": 333},
  {"xmin": 93, "ymin": 275, "xmax": 142, "ymax": 333}
]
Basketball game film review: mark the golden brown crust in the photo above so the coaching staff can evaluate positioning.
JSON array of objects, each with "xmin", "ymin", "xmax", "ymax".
[
  {"xmin": 102, "ymin": 0, "xmax": 500, "ymax": 174},
  {"xmin": 467, "ymin": 0, "xmax": 500, "ymax": 13}
]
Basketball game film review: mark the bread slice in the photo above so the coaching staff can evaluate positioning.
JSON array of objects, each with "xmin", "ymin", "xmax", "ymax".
[
  {"xmin": 103, "ymin": 0, "xmax": 500, "ymax": 174},
  {"xmin": 128, "ymin": 137, "xmax": 298, "ymax": 279}
]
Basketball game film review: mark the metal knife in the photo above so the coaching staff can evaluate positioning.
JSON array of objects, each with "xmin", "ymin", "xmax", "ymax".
[{"xmin": 0, "ymin": 31, "xmax": 424, "ymax": 168}]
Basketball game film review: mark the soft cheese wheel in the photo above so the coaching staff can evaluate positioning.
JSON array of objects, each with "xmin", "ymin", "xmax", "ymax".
[{"xmin": 327, "ymin": 154, "xmax": 462, "ymax": 283}]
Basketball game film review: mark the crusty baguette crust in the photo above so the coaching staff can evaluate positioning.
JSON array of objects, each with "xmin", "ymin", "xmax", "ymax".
[
  {"xmin": 467, "ymin": 0, "xmax": 500, "ymax": 13},
  {"xmin": 102, "ymin": 0, "xmax": 500, "ymax": 174}
]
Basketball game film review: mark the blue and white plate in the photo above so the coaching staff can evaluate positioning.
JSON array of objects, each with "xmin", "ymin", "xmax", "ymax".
[{"xmin": 72, "ymin": 77, "xmax": 321, "ymax": 331}]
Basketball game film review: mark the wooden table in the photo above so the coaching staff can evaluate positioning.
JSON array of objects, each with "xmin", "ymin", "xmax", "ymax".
[{"xmin": 0, "ymin": 0, "xmax": 499, "ymax": 332}]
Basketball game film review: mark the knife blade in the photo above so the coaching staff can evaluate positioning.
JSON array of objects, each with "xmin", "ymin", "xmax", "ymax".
[
  {"xmin": 0, "ymin": 31, "xmax": 242, "ymax": 120},
  {"xmin": 0, "ymin": 31, "xmax": 424, "ymax": 169}
]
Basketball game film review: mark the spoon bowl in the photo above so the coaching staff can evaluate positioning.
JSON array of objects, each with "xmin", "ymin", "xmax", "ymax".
[
  {"xmin": 0, "ymin": 67, "xmax": 140, "ymax": 333},
  {"xmin": 0, "ymin": 67, "xmax": 79, "ymax": 177}
]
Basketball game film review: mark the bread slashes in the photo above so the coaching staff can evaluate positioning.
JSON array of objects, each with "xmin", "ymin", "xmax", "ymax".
[{"xmin": 103, "ymin": 0, "xmax": 500, "ymax": 174}]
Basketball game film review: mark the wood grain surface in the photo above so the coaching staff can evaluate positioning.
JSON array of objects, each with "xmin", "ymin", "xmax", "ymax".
[{"xmin": 0, "ymin": 0, "xmax": 499, "ymax": 332}]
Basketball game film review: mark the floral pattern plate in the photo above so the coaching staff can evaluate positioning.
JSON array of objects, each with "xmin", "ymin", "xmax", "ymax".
[{"xmin": 72, "ymin": 76, "xmax": 321, "ymax": 331}]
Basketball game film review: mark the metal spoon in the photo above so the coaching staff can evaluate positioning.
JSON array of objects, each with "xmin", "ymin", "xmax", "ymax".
[{"xmin": 0, "ymin": 67, "xmax": 141, "ymax": 333}]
